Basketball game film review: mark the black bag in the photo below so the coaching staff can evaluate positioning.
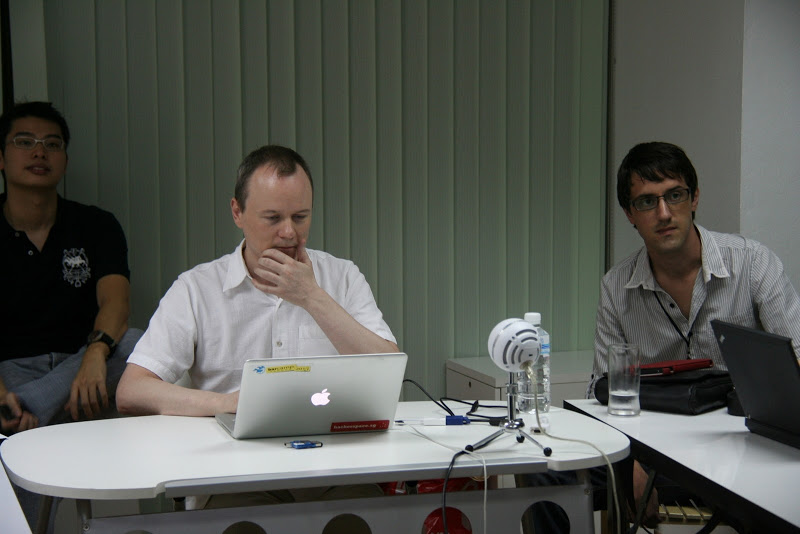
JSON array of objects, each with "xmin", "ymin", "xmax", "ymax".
[{"xmin": 594, "ymin": 370, "xmax": 733, "ymax": 415}]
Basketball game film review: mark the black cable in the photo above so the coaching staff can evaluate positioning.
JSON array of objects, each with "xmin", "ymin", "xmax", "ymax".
[
  {"xmin": 694, "ymin": 512, "xmax": 722, "ymax": 534},
  {"xmin": 465, "ymin": 413, "xmax": 507, "ymax": 425},
  {"xmin": 441, "ymin": 450, "xmax": 466, "ymax": 534},
  {"xmin": 439, "ymin": 397, "xmax": 506, "ymax": 412},
  {"xmin": 630, "ymin": 468, "xmax": 658, "ymax": 534},
  {"xmin": 403, "ymin": 378, "xmax": 455, "ymax": 415}
]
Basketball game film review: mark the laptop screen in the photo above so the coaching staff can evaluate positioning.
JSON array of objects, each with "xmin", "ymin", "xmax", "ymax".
[{"xmin": 711, "ymin": 320, "xmax": 800, "ymax": 449}]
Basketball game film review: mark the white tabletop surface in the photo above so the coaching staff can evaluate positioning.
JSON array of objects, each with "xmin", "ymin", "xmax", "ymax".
[
  {"xmin": 1, "ymin": 402, "xmax": 628, "ymax": 500},
  {"xmin": 1, "ymin": 437, "xmax": 32, "ymax": 534},
  {"xmin": 566, "ymin": 398, "xmax": 800, "ymax": 530}
]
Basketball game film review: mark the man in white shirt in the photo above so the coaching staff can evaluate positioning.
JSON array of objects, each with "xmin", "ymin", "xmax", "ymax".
[
  {"xmin": 116, "ymin": 146, "xmax": 398, "ymax": 532},
  {"xmin": 117, "ymin": 144, "xmax": 398, "ymax": 416}
]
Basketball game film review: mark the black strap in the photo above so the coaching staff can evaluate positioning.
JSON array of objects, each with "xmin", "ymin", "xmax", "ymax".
[
  {"xmin": 653, "ymin": 292, "xmax": 696, "ymax": 358},
  {"xmin": 629, "ymin": 468, "xmax": 658, "ymax": 534},
  {"xmin": 695, "ymin": 512, "xmax": 722, "ymax": 534}
]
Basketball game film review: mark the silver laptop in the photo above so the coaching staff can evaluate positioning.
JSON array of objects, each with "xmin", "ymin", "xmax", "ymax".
[{"xmin": 216, "ymin": 353, "xmax": 407, "ymax": 439}]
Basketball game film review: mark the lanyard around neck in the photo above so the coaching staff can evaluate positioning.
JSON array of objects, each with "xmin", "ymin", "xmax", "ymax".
[{"xmin": 653, "ymin": 291, "xmax": 696, "ymax": 358}]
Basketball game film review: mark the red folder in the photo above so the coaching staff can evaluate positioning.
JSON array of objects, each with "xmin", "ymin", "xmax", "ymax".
[{"xmin": 640, "ymin": 358, "xmax": 713, "ymax": 376}]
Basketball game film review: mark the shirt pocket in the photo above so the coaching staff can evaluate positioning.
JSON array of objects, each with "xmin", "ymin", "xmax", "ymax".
[{"xmin": 298, "ymin": 323, "xmax": 337, "ymax": 356}]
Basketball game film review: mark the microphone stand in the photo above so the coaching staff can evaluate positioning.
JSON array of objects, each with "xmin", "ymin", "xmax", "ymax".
[{"xmin": 466, "ymin": 370, "xmax": 552, "ymax": 456}]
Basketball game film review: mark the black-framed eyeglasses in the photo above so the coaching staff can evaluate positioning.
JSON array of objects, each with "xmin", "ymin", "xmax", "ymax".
[
  {"xmin": 631, "ymin": 187, "xmax": 690, "ymax": 212},
  {"xmin": 7, "ymin": 135, "xmax": 65, "ymax": 152}
]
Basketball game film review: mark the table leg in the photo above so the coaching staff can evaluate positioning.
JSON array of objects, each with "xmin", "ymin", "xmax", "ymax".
[
  {"xmin": 77, "ymin": 499, "xmax": 92, "ymax": 533},
  {"xmin": 575, "ymin": 469, "xmax": 596, "ymax": 534},
  {"xmin": 34, "ymin": 495, "xmax": 53, "ymax": 534}
]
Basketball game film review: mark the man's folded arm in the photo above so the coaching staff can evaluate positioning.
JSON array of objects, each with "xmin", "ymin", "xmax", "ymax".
[
  {"xmin": 303, "ymin": 288, "xmax": 399, "ymax": 355},
  {"xmin": 116, "ymin": 363, "xmax": 238, "ymax": 417}
]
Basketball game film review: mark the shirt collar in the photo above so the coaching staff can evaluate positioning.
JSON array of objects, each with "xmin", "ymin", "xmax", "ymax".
[
  {"xmin": 625, "ymin": 246, "xmax": 657, "ymax": 290},
  {"xmin": 223, "ymin": 240, "xmax": 252, "ymax": 292},
  {"xmin": 696, "ymin": 224, "xmax": 729, "ymax": 282},
  {"xmin": 0, "ymin": 193, "xmax": 65, "ymax": 237},
  {"xmin": 624, "ymin": 223, "xmax": 729, "ymax": 290}
]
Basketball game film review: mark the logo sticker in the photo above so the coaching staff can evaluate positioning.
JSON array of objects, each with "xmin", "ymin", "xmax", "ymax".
[
  {"xmin": 62, "ymin": 248, "xmax": 91, "ymax": 288},
  {"xmin": 262, "ymin": 364, "xmax": 311, "ymax": 373},
  {"xmin": 330, "ymin": 420, "xmax": 390, "ymax": 432}
]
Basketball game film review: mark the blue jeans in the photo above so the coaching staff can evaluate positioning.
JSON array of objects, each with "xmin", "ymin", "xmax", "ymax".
[{"xmin": 0, "ymin": 328, "xmax": 143, "ymax": 425}]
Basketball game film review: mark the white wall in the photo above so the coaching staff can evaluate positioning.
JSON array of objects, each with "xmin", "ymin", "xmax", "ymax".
[
  {"xmin": 612, "ymin": 0, "xmax": 800, "ymax": 290},
  {"xmin": 610, "ymin": 0, "xmax": 745, "ymax": 264},
  {"xmin": 741, "ymin": 0, "xmax": 800, "ymax": 290}
]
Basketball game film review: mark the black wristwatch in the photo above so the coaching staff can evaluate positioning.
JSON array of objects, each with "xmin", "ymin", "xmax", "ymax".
[{"xmin": 87, "ymin": 330, "xmax": 118, "ymax": 356}]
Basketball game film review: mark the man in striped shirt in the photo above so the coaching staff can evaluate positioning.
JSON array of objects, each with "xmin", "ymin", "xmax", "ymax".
[
  {"xmin": 593, "ymin": 141, "xmax": 800, "ymax": 388},
  {"xmin": 592, "ymin": 140, "xmax": 800, "ymax": 526}
]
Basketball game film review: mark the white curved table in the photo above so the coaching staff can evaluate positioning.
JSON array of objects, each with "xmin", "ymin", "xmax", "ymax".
[{"xmin": 2, "ymin": 402, "xmax": 629, "ymax": 533}]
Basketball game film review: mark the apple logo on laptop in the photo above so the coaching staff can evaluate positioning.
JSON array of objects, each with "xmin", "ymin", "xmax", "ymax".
[{"xmin": 311, "ymin": 388, "xmax": 331, "ymax": 406}]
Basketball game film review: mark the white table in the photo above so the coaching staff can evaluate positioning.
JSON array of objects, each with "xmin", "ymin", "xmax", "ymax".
[
  {"xmin": 2, "ymin": 401, "xmax": 629, "ymax": 534},
  {"xmin": 565, "ymin": 399, "xmax": 800, "ymax": 533},
  {"xmin": 447, "ymin": 351, "xmax": 593, "ymax": 404}
]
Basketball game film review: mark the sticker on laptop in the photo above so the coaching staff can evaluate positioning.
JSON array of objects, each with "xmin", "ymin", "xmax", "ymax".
[
  {"xmin": 253, "ymin": 364, "xmax": 311, "ymax": 374},
  {"xmin": 330, "ymin": 420, "xmax": 391, "ymax": 432}
]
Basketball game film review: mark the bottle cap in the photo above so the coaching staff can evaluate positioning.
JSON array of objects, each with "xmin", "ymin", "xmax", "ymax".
[{"xmin": 524, "ymin": 312, "xmax": 541, "ymax": 325}]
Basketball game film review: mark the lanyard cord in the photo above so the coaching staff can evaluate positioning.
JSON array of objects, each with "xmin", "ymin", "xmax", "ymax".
[{"xmin": 653, "ymin": 291, "xmax": 696, "ymax": 358}]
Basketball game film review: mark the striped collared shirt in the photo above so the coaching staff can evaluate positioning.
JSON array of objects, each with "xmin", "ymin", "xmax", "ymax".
[{"xmin": 590, "ymin": 224, "xmax": 800, "ymax": 395}]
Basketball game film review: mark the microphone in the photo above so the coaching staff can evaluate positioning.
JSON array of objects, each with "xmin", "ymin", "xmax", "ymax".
[
  {"xmin": 481, "ymin": 317, "xmax": 552, "ymax": 455},
  {"xmin": 487, "ymin": 318, "xmax": 540, "ymax": 373}
]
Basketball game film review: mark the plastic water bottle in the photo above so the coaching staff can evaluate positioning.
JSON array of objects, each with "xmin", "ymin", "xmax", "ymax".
[{"xmin": 516, "ymin": 312, "xmax": 550, "ymax": 414}]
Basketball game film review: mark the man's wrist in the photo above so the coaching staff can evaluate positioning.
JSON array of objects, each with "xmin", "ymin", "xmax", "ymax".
[
  {"xmin": 301, "ymin": 286, "xmax": 330, "ymax": 311},
  {"xmin": 84, "ymin": 343, "xmax": 111, "ymax": 361},
  {"xmin": 87, "ymin": 330, "xmax": 117, "ymax": 358}
]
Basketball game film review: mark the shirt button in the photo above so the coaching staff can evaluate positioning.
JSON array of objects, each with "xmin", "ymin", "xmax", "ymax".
[
  {"xmin": 28, "ymin": 250, "xmax": 34, "ymax": 256},
  {"xmin": 14, "ymin": 232, "xmax": 20, "ymax": 237},
  {"xmin": 276, "ymin": 341, "xmax": 283, "ymax": 347},
  {"xmin": 669, "ymin": 303, "xmax": 675, "ymax": 308}
]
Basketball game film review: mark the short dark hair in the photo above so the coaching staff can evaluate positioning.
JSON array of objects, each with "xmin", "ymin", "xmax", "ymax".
[
  {"xmin": 234, "ymin": 145, "xmax": 313, "ymax": 211},
  {"xmin": 617, "ymin": 142, "xmax": 698, "ymax": 211},
  {"xmin": 0, "ymin": 101, "xmax": 71, "ymax": 155}
]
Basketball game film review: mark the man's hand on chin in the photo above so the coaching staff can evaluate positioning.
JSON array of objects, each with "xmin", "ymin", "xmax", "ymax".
[{"xmin": 251, "ymin": 241, "xmax": 319, "ymax": 306}]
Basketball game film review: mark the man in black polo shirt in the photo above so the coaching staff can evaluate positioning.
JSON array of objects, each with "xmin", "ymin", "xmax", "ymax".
[{"xmin": 0, "ymin": 101, "xmax": 142, "ymax": 436}]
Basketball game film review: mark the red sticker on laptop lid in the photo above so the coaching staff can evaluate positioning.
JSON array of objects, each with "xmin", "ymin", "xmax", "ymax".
[{"xmin": 330, "ymin": 420, "xmax": 390, "ymax": 432}]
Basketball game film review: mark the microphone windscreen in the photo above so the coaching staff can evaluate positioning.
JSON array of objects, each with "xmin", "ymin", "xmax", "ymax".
[{"xmin": 488, "ymin": 318, "xmax": 540, "ymax": 372}]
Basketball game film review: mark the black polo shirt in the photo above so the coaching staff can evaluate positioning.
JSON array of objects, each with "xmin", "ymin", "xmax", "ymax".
[{"xmin": 1, "ymin": 193, "xmax": 130, "ymax": 361}]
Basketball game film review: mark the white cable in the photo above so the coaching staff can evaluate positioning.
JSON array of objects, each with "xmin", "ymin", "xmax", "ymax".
[{"xmin": 524, "ymin": 363, "xmax": 622, "ymax": 528}]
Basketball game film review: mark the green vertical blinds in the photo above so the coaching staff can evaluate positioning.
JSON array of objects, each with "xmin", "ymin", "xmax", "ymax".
[{"xmin": 33, "ymin": 0, "xmax": 607, "ymax": 398}]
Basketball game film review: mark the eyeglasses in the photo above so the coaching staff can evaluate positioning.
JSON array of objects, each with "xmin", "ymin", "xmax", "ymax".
[
  {"xmin": 631, "ymin": 187, "xmax": 690, "ymax": 212},
  {"xmin": 7, "ymin": 135, "xmax": 66, "ymax": 152}
]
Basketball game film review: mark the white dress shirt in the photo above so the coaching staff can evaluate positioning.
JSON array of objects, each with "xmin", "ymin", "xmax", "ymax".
[{"xmin": 129, "ymin": 241, "xmax": 396, "ymax": 393}]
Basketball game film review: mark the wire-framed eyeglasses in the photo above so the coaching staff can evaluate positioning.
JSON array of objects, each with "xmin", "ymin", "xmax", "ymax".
[
  {"xmin": 631, "ymin": 187, "xmax": 690, "ymax": 212},
  {"xmin": 7, "ymin": 135, "xmax": 66, "ymax": 152}
]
